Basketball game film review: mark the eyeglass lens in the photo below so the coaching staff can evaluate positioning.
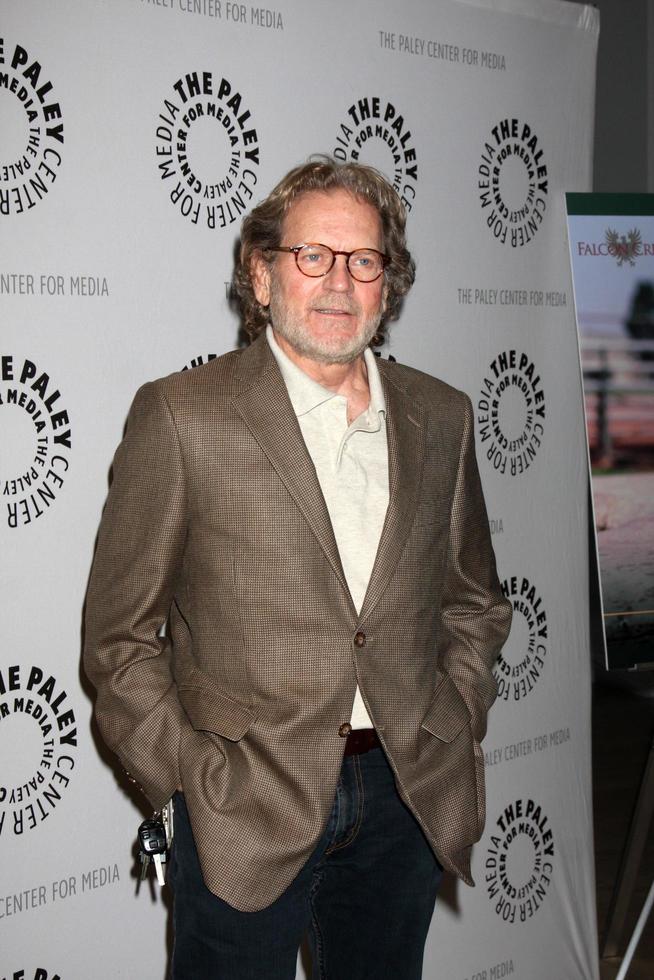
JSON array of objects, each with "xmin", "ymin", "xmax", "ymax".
[{"xmin": 295, "ymin": 245, "xmax": 384, "ymax": 282}]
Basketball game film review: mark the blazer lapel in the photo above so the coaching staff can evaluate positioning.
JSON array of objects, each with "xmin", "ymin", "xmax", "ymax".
[
  {"xmin": 359, "ymin": 366, "xmax": 426, "ymax": 623},
  {"xmin": 232, "ymin": 337, "xmax": 353, "ymax": 605}
]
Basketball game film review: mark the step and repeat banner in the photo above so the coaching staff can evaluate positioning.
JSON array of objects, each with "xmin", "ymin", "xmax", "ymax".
[{"xmin": 1, "ymin": 0, "xmax": 599, "ymax": 977}]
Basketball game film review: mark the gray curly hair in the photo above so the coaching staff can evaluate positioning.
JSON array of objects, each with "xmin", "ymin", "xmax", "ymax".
[{"xmin": 234, "ymin": 156, "xmax": 415, "ymax": 346}]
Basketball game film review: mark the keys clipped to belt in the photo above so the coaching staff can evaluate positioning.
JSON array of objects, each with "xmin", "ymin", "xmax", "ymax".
[{"xmin": 138, "ymin": 798, "xmax": 174, "ymax": 886}]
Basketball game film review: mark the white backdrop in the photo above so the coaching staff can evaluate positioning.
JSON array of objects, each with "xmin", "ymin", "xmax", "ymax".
[{"xmin": 1, "ymin": 1, "xmax": 599, "ymax": 977}]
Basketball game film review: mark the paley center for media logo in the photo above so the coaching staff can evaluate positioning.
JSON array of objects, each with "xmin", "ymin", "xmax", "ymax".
[
  {"xmin": 478, "ymin": 118, "xmax": 548, "ymax": 247},
  {"xmin": 485, "ymin": 798, "xmax": 554, "ymax": 923},
  {"xmin": 3, "ymin": 970, "xmax": 63, "ymax": 980},
  {"xmin": 476, "ymin": 350, "xmax": 546, "ymax": 477},
  {"xmin": 1, "ymin": 354, "xmax": 72, "ymax": 529},
  {"xmin": 494, "ymin": 575, "xmax": 548, "ymax": 702},
  {"xmin": 155, "ymin": 70, "xmax": 261, "ymax": 229},
  {"xmin": 333, "ymin": 95, "xmax": 418, "ymax": 212},
  {"xmin": 182, "ymin": 354, "xmax": 217, "ymax": 371},
  {"xmin": 0, "ymin": 664, "xmax": 78, "ymax": 838},
  {"xmin": 0, "ymin": 36, "xmax": 64, "ymax": 215}
]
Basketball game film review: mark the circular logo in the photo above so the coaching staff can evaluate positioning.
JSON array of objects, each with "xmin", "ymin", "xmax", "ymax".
[
  {"xmin": 476, "ymin": 350, "xmax": 545, "ymax": 476},
  {"xmin": 0, "ymin": 37, "xmax": 64, "ymax": 216},
  {"xmin": 333, "ymin": 95, "xmax": 418, "ymax": 212},
  {"xmin": 4, "ymin": 971, "xmax": 62, "ymax": 980},
  {"xmin": 478, "ymin": 118, "xmax": 548, "ymax": 246},
  {"xmin": 182, "ymin": 353, "xmax": 217, "ymax": 371},
  {"xmin": 0, "ymin": 664, "xmax": 77, "ymax": 838},
  {"xmin": 1, "ymin": 355, "xmax": 71, "ymax": 529},
  {"xmin": 155, "ymin": 71, "xmax": 260, "ymax": 228},
  {"xmin": 495, "ymin": 575, "xmax": 548, "ymax": 701},
  {"xmin": 485, "ymin": 798, "xmax": 554, "ymax": 922}
]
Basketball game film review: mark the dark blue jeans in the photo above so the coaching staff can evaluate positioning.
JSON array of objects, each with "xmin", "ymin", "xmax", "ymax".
[{"xmin": 169, "ymin": 747, "xmax": 442, "ymax": 979}]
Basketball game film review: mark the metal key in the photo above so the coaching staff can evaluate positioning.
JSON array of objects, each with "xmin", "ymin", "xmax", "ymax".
[
  {"xmin": 139, "ymin": 851, "xmax": 151, "ymax": 881},
  {"xmin": 162, "ymin": 797, "xmax": 174, "ymax": 849},
  {"xmin": 153, "ymin": 851, "xmax": 166, "ymax": 886}
]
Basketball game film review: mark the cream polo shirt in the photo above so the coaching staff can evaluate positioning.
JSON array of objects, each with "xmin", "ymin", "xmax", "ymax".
[{"xmin": 266, "ymin": 325, "xmax": 389, "ymax": 729}]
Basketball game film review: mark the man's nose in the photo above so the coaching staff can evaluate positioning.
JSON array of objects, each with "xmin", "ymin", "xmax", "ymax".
[{"xmin": 323, "ymin": 255, "xmax": 354, "ymax": 291}]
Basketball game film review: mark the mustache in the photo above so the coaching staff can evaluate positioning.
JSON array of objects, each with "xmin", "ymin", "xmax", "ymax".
[{"xmin": 310, "ymin": 297, "xmax": 359, "ymax": 314}]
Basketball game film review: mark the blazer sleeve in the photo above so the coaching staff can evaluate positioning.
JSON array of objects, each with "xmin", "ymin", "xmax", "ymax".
[
  {"xmin": 438, "ymin": 394, "xmax": 512, "ymax": 743},
  {"xmin": 83, "ymin": 381, "xmax": 190, "ymax": 809}
]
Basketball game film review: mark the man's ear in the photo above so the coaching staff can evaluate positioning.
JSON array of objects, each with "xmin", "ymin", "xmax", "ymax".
[{"xmin": 251, "ymin": 250, "xmax": 271, "ymax": 307}]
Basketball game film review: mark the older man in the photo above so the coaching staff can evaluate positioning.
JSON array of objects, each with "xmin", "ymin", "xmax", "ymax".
[{"xmin": 84, "ymin": 158, "xmax": 511, "ymax": 979}]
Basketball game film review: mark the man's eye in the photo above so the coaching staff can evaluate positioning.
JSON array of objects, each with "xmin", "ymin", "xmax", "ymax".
[
  {"xmin": 352, "ymin": 252, "xmax": 375, "ymax": 267},
  {"xmin": 300, "ymin": 248, "xmax": 327, "ymax": 264}
]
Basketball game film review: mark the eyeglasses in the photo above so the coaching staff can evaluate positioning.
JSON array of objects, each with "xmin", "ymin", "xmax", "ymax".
[{"xmin": 266, "ymin": 243, "xmax": 389, "ymax": 283}]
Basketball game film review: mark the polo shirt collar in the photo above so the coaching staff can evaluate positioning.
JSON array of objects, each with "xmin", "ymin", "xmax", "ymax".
[{"xmin": 266, "ymin": 324, "xmax": 387, "ymax": 421}]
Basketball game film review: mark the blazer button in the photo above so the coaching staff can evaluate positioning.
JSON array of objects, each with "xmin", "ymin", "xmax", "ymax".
[
  {"xmin": 353, "ymin": 631, "xmax": 366, "ymax": 648},
  {"xmin": 338, "ymin": 723, "xmax": 352, "ymax": 737}
]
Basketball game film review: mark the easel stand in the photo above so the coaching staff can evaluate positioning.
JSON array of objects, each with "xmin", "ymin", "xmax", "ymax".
[{"xmin": 602, "ymin": 733, "xmax": 654, "ymax": 978}]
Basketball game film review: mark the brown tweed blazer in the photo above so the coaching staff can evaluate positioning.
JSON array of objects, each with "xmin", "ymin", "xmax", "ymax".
[{"xmin": 84, "ymin": 332, "xmax": 512, "ymax": 912}]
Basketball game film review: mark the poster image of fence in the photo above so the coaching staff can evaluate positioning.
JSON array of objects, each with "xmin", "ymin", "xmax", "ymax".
[{"xmin": 566, "ymin": 194, "xmax": 654, "ymax": 669}]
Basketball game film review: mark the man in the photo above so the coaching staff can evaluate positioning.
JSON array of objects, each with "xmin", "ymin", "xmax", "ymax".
[{"xmin": 84, "ymin": 158, "xmax": 511, "ymax": 979}]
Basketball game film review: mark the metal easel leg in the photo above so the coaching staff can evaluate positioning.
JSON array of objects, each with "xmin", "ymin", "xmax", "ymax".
[
  {"xmin": 602, "ymin": 734, "xmax": 654, "ymax": 962},
  {"xmin": 613, "ymin": 878, "xmax": 654, "ymax": 980}
]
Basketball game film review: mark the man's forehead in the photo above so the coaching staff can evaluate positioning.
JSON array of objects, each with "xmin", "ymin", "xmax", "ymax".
[{"xmin": 281, "ymin": 189, "xmax": 382, "ymax": 238}]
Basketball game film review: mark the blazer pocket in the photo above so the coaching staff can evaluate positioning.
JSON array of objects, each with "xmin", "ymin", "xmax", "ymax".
[
  {"xmin": 420, "ymin": 672, "xmax": 471, "ymax": 743},
  {"xmin": 177, "ymin": 681, "xmax": 256, "ymax": 741}
]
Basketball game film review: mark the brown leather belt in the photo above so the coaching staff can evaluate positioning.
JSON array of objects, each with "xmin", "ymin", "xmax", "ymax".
[{"xmin": 343, "ymin": 728, "xmax": 381, "ymax": 756}]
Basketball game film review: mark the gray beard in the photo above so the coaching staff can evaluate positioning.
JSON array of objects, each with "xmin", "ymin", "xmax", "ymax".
[{"xmin": 268, "ymin": 284, "xmax": 381, "ymax": 365}]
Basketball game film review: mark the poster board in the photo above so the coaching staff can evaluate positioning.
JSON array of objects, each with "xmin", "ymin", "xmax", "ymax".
[{"xmin": 566, "ymin": 193, "xmax": 654, "ymax": 670}]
